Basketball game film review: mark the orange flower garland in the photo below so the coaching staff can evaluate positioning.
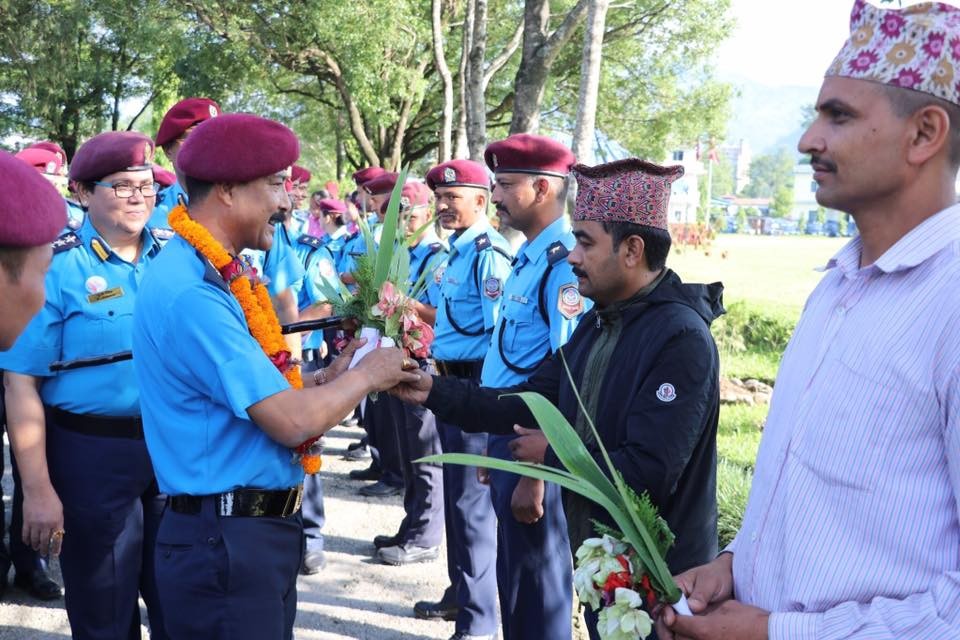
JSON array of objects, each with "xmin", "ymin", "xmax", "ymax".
[{"xmin": 168, "ymin": 204, "xmax": 322, "ymax": 473}]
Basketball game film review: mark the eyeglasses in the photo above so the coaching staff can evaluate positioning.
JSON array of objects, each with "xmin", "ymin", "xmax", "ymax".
[{"xmin": 93, "ymin": 181, "xmax": 157, "ymax": 199}]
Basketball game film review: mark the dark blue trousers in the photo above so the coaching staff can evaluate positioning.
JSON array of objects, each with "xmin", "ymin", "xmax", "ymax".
[
  {"xmin": 438, "ymin": 421, "xmax": 498, "ymax": 636},
  {"xmin": 382, "ymin": 394, "xmax": 443, "ymax": 547},
  {"xmin": 154, "ymin": 498, "xmax": 302, "ymax": 640},
  {"xmin": 488, "ymin": 434, "xmax": 573, "ymax": 640},
  {"xmin": 365, "ymin": 397, "xmax": 404, "ymax": 487},
  {"xmin": 300, "ymin": 360, "xmax": 325, "ymax": 553},
  {"xmin": 45, "ymin": 421, "xmax": 167, "ymax": 640}
]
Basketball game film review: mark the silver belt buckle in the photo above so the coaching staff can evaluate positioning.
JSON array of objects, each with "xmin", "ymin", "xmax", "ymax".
[
  {"xmin": 217, "ymin": 491, "xmax": 236, "ymax": 517},
  {"xmin": 283, "ymin": 485, "xmax": 303, "ymax": 517}
]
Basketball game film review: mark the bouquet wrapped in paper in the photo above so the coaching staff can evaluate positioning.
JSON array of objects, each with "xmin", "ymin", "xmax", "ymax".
[
  {"xmin": 422, "ymin": 356, "xmax": 691, "ymax": 639},
  {"xmin": 315, "ymin": 167, "xmax": 436, "ymax": 364}
]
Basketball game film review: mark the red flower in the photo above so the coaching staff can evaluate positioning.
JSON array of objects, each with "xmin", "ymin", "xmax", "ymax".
[
  {"xmin": 640, "ymin": 575, "xmax": 657, "ymax": 609},
  {"xmin": 602, "ymin": 555, "xmax": 634, "ymax": 595},
  {"xmin": 880, "ymin": 13, "xmax": 905, "ymax": 38},
  {"xmin": 219, "ymin": 258, "xmax": 246, "ymax": 284},
  {"xmin": 924, "ymin": 33, "xmax": 946, "ymax": 59},
  {"xmin": 270, "ymin": 350, "xmax": 293, "ymax": 372}
]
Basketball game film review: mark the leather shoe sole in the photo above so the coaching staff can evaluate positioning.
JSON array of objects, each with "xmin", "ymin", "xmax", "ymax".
[
  {"xmin": 414, "ymin": 599, "xmax": 459, "ymax": 621},
  {"xmin": 14, "ymin": 570, "xmax": 62, "ymax": 601}
]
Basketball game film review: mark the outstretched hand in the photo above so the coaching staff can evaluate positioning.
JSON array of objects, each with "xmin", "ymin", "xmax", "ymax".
[
  {"xmin": 508, "ymin": 425, "xmax": 548, "ymax": 464},
  {"xmin": 388, "ymin": 369, "xmax": 434, "ymax": 405},
  {"xmin": 325, "ymin": 337, "xmax": 367, "ymax": 381},
  {"xmin": 353, "ymin": 347, "xmax": 421, "ymax": 392}
]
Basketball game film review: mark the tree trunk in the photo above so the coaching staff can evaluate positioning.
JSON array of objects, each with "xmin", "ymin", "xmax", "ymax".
[
  {"xmin": 454, "ymin": 0, "xmax": 474, "ymax": 159},
  {"xmin": 432, "ymin": 0, "xmax": 454, "ymax": 162},
  {"xmin": 509, "ymin": 0, "xmax": 591, "ymax": 134},
  {"xmin": 466, "ymin": 0, "xmax": 488, "ymax": 162},
  {"xmin": 571, "ymin": 0, "xmax": 608, "ymax": 164}
]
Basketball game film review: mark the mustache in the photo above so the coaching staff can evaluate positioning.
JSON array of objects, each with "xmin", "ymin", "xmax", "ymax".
[
  {"xmin": 269, "ymin": 211, "xmax": 287, "ymax": 224},
  {"xmin": 572, "ymin": 267, "xmax": 588, "ymax": 278},
  {"xmin": 495, "ymin": 205, "xmax": 510, "ymax": 216},
  {"xmin": 810, "ymin": 155, "xmax": 837, "ymax": 172}
]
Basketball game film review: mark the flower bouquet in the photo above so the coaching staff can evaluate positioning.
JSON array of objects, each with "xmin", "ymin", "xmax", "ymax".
[
  {"xmin": 315, "ymin": 167, "xmax": 436, "ymax": 367},
  {"xmin": 421, "ymin": 355, "xmax": 690, "ymax": 639}
]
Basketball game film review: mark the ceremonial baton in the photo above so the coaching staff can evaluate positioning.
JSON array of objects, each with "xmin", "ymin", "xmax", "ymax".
[{"xmin": 49, "ymin": 316, "xmax": 346, "ymax": 372}]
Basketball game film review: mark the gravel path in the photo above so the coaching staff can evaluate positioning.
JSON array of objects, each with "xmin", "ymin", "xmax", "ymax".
[{"xmin": 0, "ymin": 425, "xmax": 462, "ymax": 639}]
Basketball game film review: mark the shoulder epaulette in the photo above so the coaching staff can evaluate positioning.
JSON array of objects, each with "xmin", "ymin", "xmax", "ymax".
[
  {"xmin": 429, "ymin": 242, "xmax": 447, "ymax": 254},
  {"xmin": 52, "ymin": 232, "xmax": 81, "ymax": 254},
  {"xmin": 546, "ymin": 241, "xmax": 569, "ymax": 265},
  {"xmin": 151, "ymin": 227, "xmax": 175, "ymax": 241},
  {"xmin": 67, "ymin": 218, "xmax": 82, "ymax": 231},
  {"xmin": 474, "ymin": 233, "xmax": 492, "ymax": 251},
  {"xmin": 298, "ymin": 234, "xmax": 322, "ymax": 249}
]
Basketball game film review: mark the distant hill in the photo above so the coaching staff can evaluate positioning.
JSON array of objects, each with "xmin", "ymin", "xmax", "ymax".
[{"xmin": 720, "ymin": 73, "xmax": 819, "ymax": 157}]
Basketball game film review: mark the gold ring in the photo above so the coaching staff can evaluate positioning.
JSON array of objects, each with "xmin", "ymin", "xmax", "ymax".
[
  {"xmin": 51, "ymin": 529, "xmax": 65, "ymax": 539},
  {"xmin": 401, "ymin": 358, "xmax": 417, "ymax": 371}
]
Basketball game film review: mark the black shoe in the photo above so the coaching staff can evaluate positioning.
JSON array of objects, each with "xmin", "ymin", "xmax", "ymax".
[
  {"xmin": 414, "ymin": 598, "xmax": 459, "ymax": 621},
  {"xmin": 346, "ymin": 439, "xmax": 366, "ymax": 451},
  {"xmin": 373, "ymin": 533, "xmax": 400, "ymax": 549},
  {"xmin": 348, "ymin": 465, "xmax": 381, "ymax": 481},
  {"xmin": 299, "ymin": 549, "xmax": 327, "ymax": 576},
  {"xmin": 343, "ymin": 444, "xmax": 371, "ymax": 461},
  {"xmin": 14, "ymin": 568, "xmax": 62, "ymax": 601},
  {"xmin": 358, "ymin": 481, "xmax": 403, "ymax": 497}
]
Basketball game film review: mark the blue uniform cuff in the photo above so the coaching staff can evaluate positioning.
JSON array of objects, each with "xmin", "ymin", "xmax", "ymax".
[{"xmin": 217, "ymin": 352, "xmax": 290, "ymax": 419}]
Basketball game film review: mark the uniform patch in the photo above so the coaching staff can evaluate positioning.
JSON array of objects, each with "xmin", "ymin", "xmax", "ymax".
[
  {"xmin": 52, "ymin": 232, "xmax": 80, "ymax": 253},
  {"xmin": 85, "ymin": 276, "xmax": 107, "ymax": 294},
  {"xmin": 318, "ymin": 259, "xmax": 335, "ymax": 279},
  {"xmin": 443, "ymin": 167, "xmax": 456, "ymax": 183},
  {"xmin": 483, "ymin": 277, "xmax": 503, "ymax": 300},
  {"xmin": 151, "ymin": 227, "xmax": 175, "ymax": 241},
  {"xmin": 90, "ymin": 238, "xmax": 110, "ymax": 262},
  {"xmin": 557, "ymin": 284, "xmax": 584, "ymax": 319},
  {"xmin": 474, "ymin": 233, "xmax": 491, "ymax": 251},
  {"xmin": 298, "ymin": 234, "xmax": 321, "ymax": 249},
  {"xmin": 656, "ymin": 383, "xmax": 676, "ymax": 403},
  {"xmin": 87, "ymin": 287, "xmax": 124, "ymax": 304},
  {"xmin": 434, "ymin": 265, "xmax": 446, "ymax": 285}
]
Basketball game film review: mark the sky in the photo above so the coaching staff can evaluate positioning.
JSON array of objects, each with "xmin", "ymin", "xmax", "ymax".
[{"xmin": 714, "ymin": 0, "xmax": 947, "ymax": 88}]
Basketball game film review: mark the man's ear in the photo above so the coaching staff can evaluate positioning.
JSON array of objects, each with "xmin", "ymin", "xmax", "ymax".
[
  {"xmin": 620, "ymin": 234, "xmax": 647, "ymax": 269},
  {"xmin": 908, "ymin": 104, "xmax": 952, "ymax": 167},
  {"xmin": 215, "ymin": 183, "xmax": 235, "ymax": 207}
]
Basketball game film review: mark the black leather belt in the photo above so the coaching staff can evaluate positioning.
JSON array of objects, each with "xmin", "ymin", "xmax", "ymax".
[
  {"xmin": 433, "ymin": 359, "xmax": 482, "ymax": 378},
  {"xmin": 168, "ymin": 485, "xmax": 304, "ymax": 518},
  {"xmin": 45, "ymin": 405, "xmax": 143, "ymax": 439}
]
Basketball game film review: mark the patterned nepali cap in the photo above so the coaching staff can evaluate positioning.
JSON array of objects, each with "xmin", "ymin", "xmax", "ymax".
[
  {"xmin": 571, "ymin": 159, "xmax": 683, "ymax": 230},
  {"xmin": 827, "ymin": 1, "xmax": 960, "ymax": 105}
]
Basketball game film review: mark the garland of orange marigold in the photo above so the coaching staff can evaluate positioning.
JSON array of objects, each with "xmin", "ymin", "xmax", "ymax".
[{"xmin": 168, "ymin": 204, "xmax": 322, "ymax": 474}]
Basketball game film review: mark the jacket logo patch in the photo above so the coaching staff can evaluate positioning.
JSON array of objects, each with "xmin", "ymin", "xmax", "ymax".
[
  {"xmin": 656, "ymin": 383, "xmax": 676, "ymax": 403},
  {"xmin": 557, "ymin": 284, "xmax": 583, "ymax": 319},
  {"xmin": 483, "ymin": 277, "xmax": 503, "ymax": 300},
  {"xmin": 434, "ymin": 265, "xmax": 447, "ymax": 285}
]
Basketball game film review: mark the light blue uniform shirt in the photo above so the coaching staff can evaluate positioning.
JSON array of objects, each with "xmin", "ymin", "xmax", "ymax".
[
  {"xmin": 294, "ymin": 235, "xmax": 340, "ymax": 350},
  {"xmin": 480, "ymin": 216, "xmax": 591, "ymax": 388},
  {"xmin": 337, "ymin": 230, "xmax": 368, "ymax": 277},
  {"xmin": 149, "ymin": 181, "xmax": 186, "ymax": 229},
  {"xmin": 0, "ymin": 217, "xmax": 164, "ymax": 416},
  {"xmin": 240, "ymin": 222, "xmax": 306, "ymax": 298},
  {"xmin": 63, "ymin": 199, "xmax": 84, "ymax": 232},
  {"xmin": 132, "ymin": 235, "xmax": 301, "ymax": 495},
  {"xmin": 408, "ymin": 234, "xmax": 448, "ymax": 307},
  {"xmin": 432, "ymin": 218, "xmax": 513, "ymax": 361}
]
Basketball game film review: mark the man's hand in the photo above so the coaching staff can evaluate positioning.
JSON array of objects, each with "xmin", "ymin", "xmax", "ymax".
[
  {"xmin": 22, "ymin": 483, "xmax": 64, "ymax": 557},
  {"xmin": 511, "ymin": 476, "xmax": 544, "ymax": 524},
  {"xmin": 508, "ymin": 426, "xmax": 548, "ymax": 464},
  {"xmin": 655, "ymin": 552, "xmax": 735, "ymax": 639},
  {"xmin": 388, "ymin": 369, "xmax": 434, "ymax": 405},
  {"xmin": 324, "ymin": 337, "xmax": 367, "ymax": 381},
  {"xmin": 660, "ymin": 600, "xmax": 769, "ymax": 640},
  {"xmin": 352, "ymin": 347, "xmax": 421, "ymax": 392}
]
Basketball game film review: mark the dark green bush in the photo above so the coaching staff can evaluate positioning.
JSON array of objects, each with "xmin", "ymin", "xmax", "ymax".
[
  {"xmin": 717, "ymin": 459, "xmax": 752, "ymax": 548},
  {"xmin": 713, "ymin": 300, "xmax": 795, "ymax": 355}
]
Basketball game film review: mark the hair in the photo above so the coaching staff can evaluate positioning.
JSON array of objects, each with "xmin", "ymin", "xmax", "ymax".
[
  {"xmin": 529, "ymin": 174, "xmax": 570, "ymax": 202},
  {"xmin": 184, "ymin": 175, "xmax": 215, "ymax": 204},
  {"xmin": 601, "ymin": 222, "xmax": 671, "ymax": 272},
  {"xmin": 0, "ymin": 246, "xmax": 32, "ymax": 281},
  {"xmin": 882, "ymin": 84, "xmax": 960, "ymax": 168}
]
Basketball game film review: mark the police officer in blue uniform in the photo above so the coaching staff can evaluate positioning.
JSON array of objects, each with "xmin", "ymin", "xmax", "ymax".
[
  {"xmin": 417, "ymin": 159, "xmax": 512, "ymax": 640},
  {"xmin": 372, "ymin": 180, "xmax": 447, "ymax": 564},
  {"xmin": 0, "ymin": 132, "xmax": 168, "ymax": 639},
  {"xmin": 482, "ymin": 134, "xmax": 592, "ymax": 639},
  {"xmin": 151, "ymin": 97, "xmax": 221, "ymax": 229},
  {"xmin": 292, "ymin": 209, "xmax": 343, "ymax": 575},
  {"xmin": 0, "ymin": 150, "xmax": 69, "ymax": 600},
  {"xmin": 132, "ymin": 113, "xmax": 419, "ymax": 640}
]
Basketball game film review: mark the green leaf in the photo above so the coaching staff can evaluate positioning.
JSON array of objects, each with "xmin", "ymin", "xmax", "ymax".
[{"xmin": 373, "ymin": 165, "xmax": 409, "ymax": 290}]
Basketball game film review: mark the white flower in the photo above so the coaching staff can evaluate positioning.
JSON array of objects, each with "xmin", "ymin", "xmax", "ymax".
[
  {"xmin": 573, "ymin": 557, "xmax": 603, "ymax": 610},
  {"xmin": 597, "ymin": 588, "xmax": 653, "ymax": 640}
]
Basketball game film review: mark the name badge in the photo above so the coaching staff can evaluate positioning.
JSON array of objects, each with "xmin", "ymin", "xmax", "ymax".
[
  {"xmin": 508, "ymin": 294, "xmax": 529, "ymax": 304},
  {"xmin": 87, "ymin": 287, "xmax": 124, "ymax": 303}
]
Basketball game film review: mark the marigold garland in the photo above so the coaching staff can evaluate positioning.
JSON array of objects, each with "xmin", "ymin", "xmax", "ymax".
[{"xmin": 168, "ymin": 204, "xmax": 322, "ymax": 473}]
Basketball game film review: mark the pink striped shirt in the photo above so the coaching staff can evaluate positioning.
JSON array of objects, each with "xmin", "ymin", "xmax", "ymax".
[{"xmin": 730, "ymin": 205, "xmax": 960, "ymax": 639}]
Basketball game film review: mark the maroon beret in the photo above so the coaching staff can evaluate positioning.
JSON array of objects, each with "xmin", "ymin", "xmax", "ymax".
[
  {"xmin": 352, "ymin": 166, "xmax": 386, "ymax": 187},
  {"xmin": 380, "ymin": 180, "xmax": 431, "ymax": 215},
  {"xmin": 425, "ymin": 160, "xmax": 489, "ymax": 191},
  {"xmin": 69, "ymin": 131, "xmax": 154, "ymax": 182},
  {"xmin": 571, "ymin": 159, "xmax": 684, "ymax": 231},
  {"xmin": 363, "ymin": 172, "xmax": 399, "ymax": 196},
  {"xmin": 0, "ymin": 150, "xmax": 67, "ymax": 247},
  {"xmin": 177, "ymin": 113, "xmax": 300, "ymax": 184},
  {"xmin": 152, "ymin": 165, "xmax": 177, "ymax": 187},
  {"xmin": 484, "ymin": 134, "xmax": 575, "ymax": 177},
  {"xmin": 291, "ymin": 165, "xmax": 312, "ymax": 185},
  {"xmin": 15, "ymin": 148, "xmax": 62, "ymax": 176},
  {"xmin": 155, "ymin": 97, "xmax": 221, "ymax": 147},
  {"xmin": 26, "ymin": 141, "xmax": 67, "ymax": 167},
  {"xmin": 318, "ymin": 198, "xmax": 347, "ymax": 215}
]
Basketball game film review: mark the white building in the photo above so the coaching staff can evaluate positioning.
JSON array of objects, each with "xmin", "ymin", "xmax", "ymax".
[
  {"xmin": 665, "ymin": 148, "xmax": 706, "ymax": 225},
  {"xmin": 720, "ymin": 139, "xmax": 752, "ymax": 194}
]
